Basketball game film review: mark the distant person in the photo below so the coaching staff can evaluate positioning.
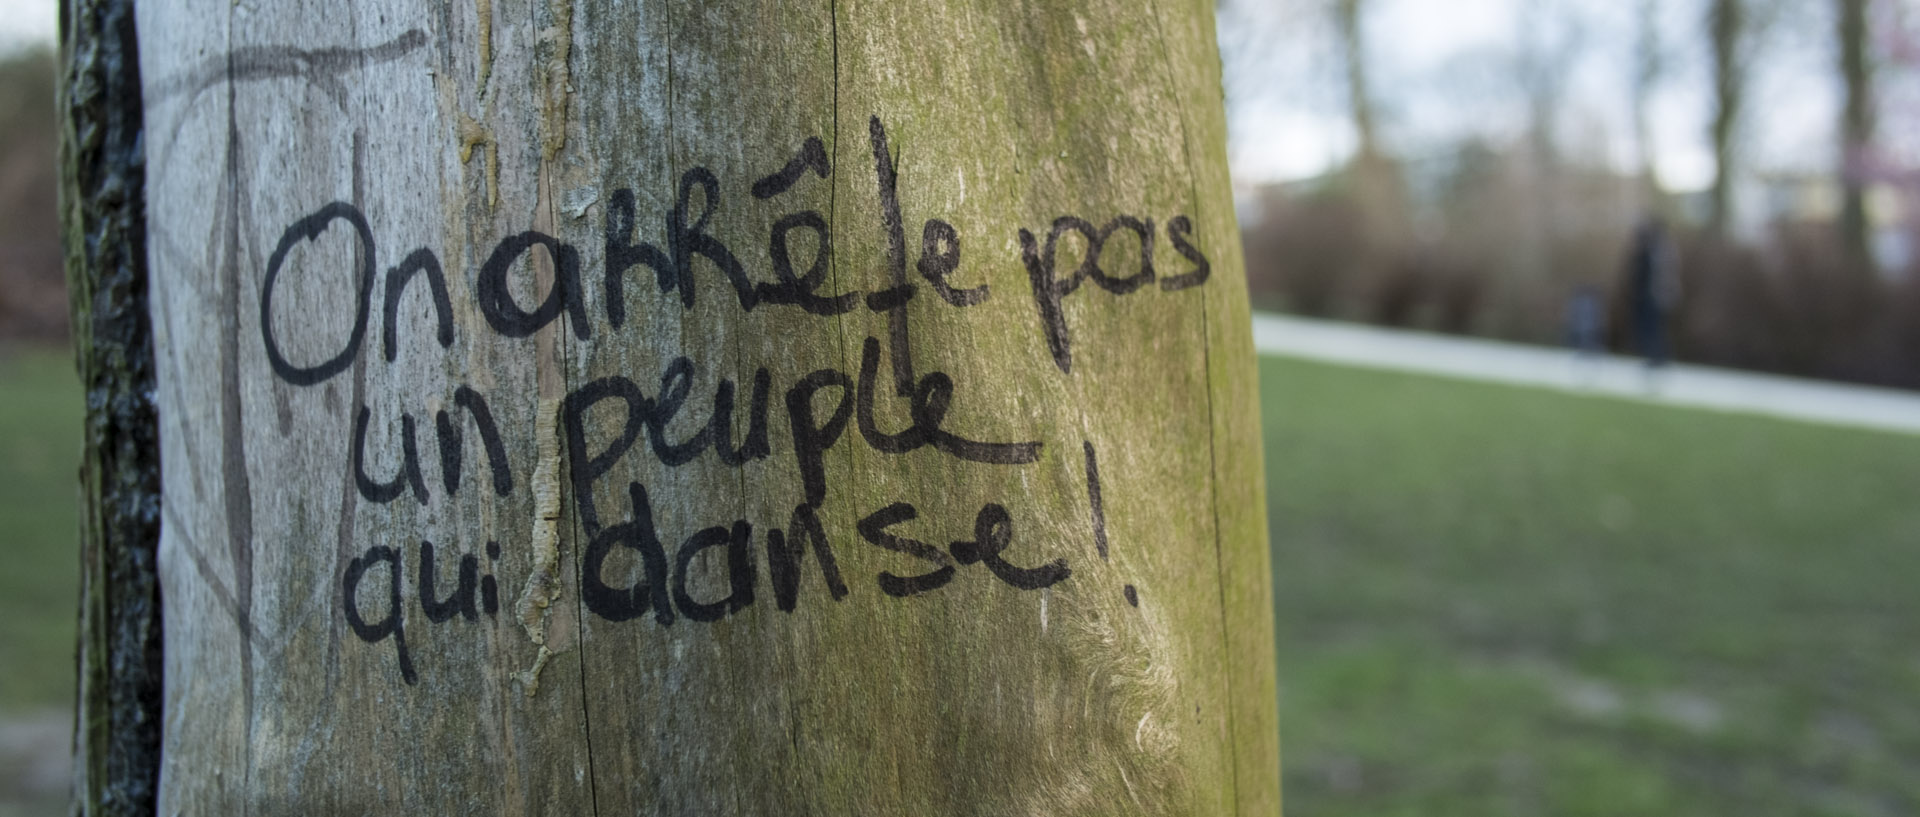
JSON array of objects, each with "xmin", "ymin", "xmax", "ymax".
[
  {"xmin": 1564, "ymin": 283, "xmax": 1604, "ymax": 359},
  {"xmin": 1563, "ymin": 283, "xmax": 1606, "ymax": 386},
  {"xmin": 1624, "ymin": 217, "xmax": 1681, "ymax": 369}
]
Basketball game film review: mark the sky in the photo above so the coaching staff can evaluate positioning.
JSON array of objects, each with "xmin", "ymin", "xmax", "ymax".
[
  {"xmin": 1216, "ymin": 0, "xmax": 1853, "ymax": 191},
  {"xmin": 0, "ymin": 0, "xmax": 54, "ymax": 54},
  {"xmin": 0, "ymin": 0, "xmax": 1894, "ymax": 195}
]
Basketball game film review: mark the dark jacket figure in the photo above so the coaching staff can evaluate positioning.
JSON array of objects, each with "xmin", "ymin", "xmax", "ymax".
[{"xmin": 1625, "ymin": 218, "xmax": 1681, "ymax": 367}]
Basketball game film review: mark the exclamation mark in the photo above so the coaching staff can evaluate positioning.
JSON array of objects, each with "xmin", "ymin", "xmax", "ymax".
[{"xmin": 1084, "ymin": 440, "xmax": 1137, "ymax": 607}]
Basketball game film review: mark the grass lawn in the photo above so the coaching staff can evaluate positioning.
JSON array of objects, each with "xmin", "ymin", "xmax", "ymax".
[
  {"xmin": 1263, "ymin": 355, "xmax": 1920, "ymax": 816},
  {"xmin": 0, "ymin": 346, "xmax": 79, "ymax": 717},
  {"xmin": 6, "ymin": 344, "xmax": 1920, "ymax": 814}
]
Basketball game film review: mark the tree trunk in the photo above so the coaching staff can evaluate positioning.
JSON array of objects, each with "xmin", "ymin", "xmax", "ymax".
[
  {"xmin": 1836, "ymin": 0, "xmax": 1875, "ymax": 274},
  {"xmin": 75, "ymin": 0, "xmax": 1280, "ymax": 813},
  {"xmin": 1336, "ymin": 0, "xmax": 1377, "ymax": 161},
  {"xmin": 1632, "ymin": 0, "xmax": 1665, "ymax": 202},
  {"xmin": 1708, "ymin": 0, "xmax": 1745, "ymax": 237}
]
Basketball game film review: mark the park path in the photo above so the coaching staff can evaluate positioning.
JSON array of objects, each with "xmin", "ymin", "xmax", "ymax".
[
  {"xmin": 0, "ymin": 709, "xmax": 68, "ymax": 815},
  {"xmin": 1251, "ymin": 313, "xmax": 1920, "ymax": 436}
]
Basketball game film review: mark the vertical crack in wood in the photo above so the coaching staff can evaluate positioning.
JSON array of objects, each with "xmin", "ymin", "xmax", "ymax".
[
  {"xmin": 538, "ymin": 0, "xmax": 573, "ymax": 160},
  {"xmin": 216, "ymin": 67, "xmax": 261, "ymax": 808},
  {"xmin": 518, "ymin": 396, "xmax": 565, "ymax": 695},
  {"xmin": 1140, "ymin": 1, "xmax": 1245, "ymax": 811},
  {"xmin": 475, "ymin": 0, "xmax": 494, "ymax": 95},
  {"xmin": 828, "ymin": 0, "xmax": 856, "ymax": 533}
]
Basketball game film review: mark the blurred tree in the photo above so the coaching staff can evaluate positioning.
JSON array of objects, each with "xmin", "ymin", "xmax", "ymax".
[
  {"xmin": 1330, "ymin": 0, "xmax": 1407, "ymax": 303},
  {"xmin": 1837, "ymin": 0, "xmax": 1875, "ymax": 274},
  {"xmin": 1515, "ymin": 0, "xmax": 1582, "ymax": 167},
  {"xmin": 0, "ymin": 45, "xmax": 63, "ymax": 342},
  {"xmin": 1489, "ymin": 0, "xmax": 1589, "ymax": 336},
  {"xmin": 1708, "ymin": 0, "xmax": 1747, "ymax": 237},
  {"xmin": 1632, "ymin": 0, "xmax": 1666, "ymax": 201},
  {"xmin": 1335, "ymin": 0, "xmax": 1377, "ymax": 161}
]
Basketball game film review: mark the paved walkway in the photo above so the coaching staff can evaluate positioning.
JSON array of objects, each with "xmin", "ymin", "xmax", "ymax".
[{"xmin": 1251, "ymin": 313, "xmax": 1920, "ymax": 436}]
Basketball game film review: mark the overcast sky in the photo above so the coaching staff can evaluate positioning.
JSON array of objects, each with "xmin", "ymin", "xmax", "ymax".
[
  {"xmin": 0, "ymin": 0, "xmax": 1899, "ymax": 194},
  {"xmin": 1217, "ymin": 0, "xmax": 1862, "ymax": 190},
  {"xmin": 0, "ymin": 0, "xmax": 53, "ymax": 54}
]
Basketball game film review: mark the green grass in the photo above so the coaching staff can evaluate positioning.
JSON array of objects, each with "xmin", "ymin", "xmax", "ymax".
[
  {"xmin": 1263, "ymin": 356, "xmax": 1920, "ymax": 816},
  {"xmin": 0, "ymin": 346, "xmax": 80, "ymax": 716},
  {"xmin": 5, "ymin": 344, "xmax": 1920, "ymax": 814}
]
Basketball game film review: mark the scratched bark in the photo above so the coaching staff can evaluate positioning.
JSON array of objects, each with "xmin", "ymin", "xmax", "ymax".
[
  {"xmin": 138, "ymin": 1, "xmax": 1278, "ymax": 814},
  {"xmin": 63, "ymin": 1, "xmax": 162, "ymax": 814}
]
